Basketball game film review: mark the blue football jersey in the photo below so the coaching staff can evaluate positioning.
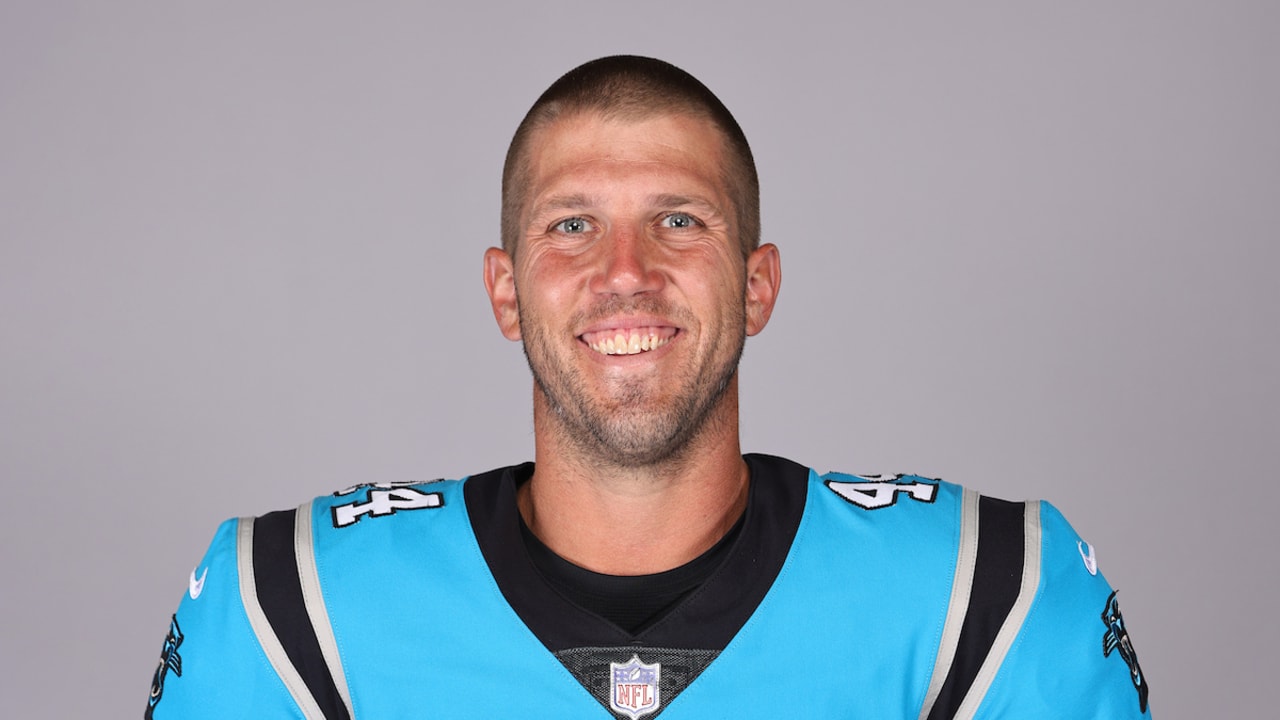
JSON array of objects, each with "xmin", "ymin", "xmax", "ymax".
[{"xmin": 146, "ymin": 455, "xmax": 1150, "ymax": 719}]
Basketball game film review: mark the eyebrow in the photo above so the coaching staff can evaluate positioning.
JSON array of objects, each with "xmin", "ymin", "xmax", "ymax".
[
  {"xmin": 533, "ymin": 193, "xmax": 721, "ymax": 213},
  {"xmin": 651, "ymin": 194, "xmax": 710, "ymax": 209},
  {"xmin": 532, "ymin": 194, "xmax": 595, "ymax": 214}
]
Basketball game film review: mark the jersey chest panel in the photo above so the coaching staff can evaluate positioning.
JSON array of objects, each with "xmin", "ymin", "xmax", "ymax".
[
  {"xmin": 659, "ymin": 472, "xmax": 962, "ymax": 718},
  {"xmin": 309, "ymin": 472, "xmax": 964, "ymax": 719},
  {"xmin": 313, "ymin": 480, "xmax": 606, "ymax": 717}
]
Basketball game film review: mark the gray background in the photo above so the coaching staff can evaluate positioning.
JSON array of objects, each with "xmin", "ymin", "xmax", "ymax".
[{"xmin": 2, "ymin": 1, "xmax": 1275, "ymax": 717}]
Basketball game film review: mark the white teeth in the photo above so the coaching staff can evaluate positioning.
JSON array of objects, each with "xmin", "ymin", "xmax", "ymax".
[{"xmin": 586, "ymin": 328, "xmax": 671, "ymax": 355}]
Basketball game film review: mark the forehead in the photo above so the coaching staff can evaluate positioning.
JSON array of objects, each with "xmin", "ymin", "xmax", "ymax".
[{"xmin": 523, "ymin": 112, "xmax": 731, "ymax": 206}]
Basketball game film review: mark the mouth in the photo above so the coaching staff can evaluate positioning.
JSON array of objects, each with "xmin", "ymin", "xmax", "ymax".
[{"xmin": 579, "ymin": 326, "xmax": 678, "ymax": 356}]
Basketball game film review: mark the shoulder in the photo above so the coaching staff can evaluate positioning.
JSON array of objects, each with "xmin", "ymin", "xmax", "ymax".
[
  {"xmin": 181, "ymin": 475, "xmax": 475, "ymax": 586},
  {"xmin": 811, "ymin": 467, "xmax": 1088, "ymax": 562},
  {"xmin": 803, "ymin": 465, "xmax": 1150, "ymax": 717},
  {"xmin": 182, "ymin": 471, "xmax": 480, "ymax": 610},
  {"xmin": 147, "ymin": 468, "xmax": 506, "ymax": 719},
  {"xmin": 985, "ymin": 499, "xmax": 1152, "ymax": 717},
  {"xmin": 809, "ymin": 468, "xmax": 970, "ymax": 544},
  {"xmin": 818, "ymin": 469, "xmax": 962, "ymax": 511},
  {"xmin": 316, "ymin": 477, "xmax": 463, "ymax": 530}
]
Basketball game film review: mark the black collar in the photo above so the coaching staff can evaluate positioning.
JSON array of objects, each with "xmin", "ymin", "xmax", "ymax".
[{"xmin": 463, "ymin": 454, "xmax": 810, "ymax": 652}]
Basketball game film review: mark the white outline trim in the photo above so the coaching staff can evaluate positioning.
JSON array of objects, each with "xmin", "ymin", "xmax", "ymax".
[
  {"xmin": 295, "ymin": 501, "xmax": 356, "ymax": 719},
  {"xmin": 916, "ymin": 488, "xmax": 980, "ymax": 720}
]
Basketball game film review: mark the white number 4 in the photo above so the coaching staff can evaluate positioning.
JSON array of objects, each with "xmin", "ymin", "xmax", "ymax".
[
  {"xmin": 826, "ymin": 475, "xmax": 937, "ymax": 510},
  {"xmin": 332, "ymin": 486, "xmax": 444, "ymax": 527}
]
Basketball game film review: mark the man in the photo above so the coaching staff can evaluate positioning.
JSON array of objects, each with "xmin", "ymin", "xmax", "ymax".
[{"xmin": 146, "ymin": 56, "xmax": 1150, "ymax": 719}]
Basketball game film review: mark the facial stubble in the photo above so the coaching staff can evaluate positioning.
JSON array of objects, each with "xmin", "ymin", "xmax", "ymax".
[{"xmin": 518, "ymin": 294, "xmax": 746, "ymax": 470}]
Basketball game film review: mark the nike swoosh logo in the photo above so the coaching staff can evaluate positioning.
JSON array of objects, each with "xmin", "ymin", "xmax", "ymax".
[
  {"xmin": 1078, "ymin": 541, "xmax": 1098, "ymax": 576},
  {"xmin": 189, "ymin": 567, "xmax": 208, "ymax": 599}
]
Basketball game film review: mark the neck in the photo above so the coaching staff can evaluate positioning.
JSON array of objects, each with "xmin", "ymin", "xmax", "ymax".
[{"xmin": 519, "ymin": 381, "xmax": 750, "ymax": 575}]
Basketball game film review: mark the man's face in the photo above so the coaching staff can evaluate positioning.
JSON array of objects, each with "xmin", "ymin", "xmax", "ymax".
[{"xmin": 484, "ymin": 112, "xmax": 779, "ymax": 467}]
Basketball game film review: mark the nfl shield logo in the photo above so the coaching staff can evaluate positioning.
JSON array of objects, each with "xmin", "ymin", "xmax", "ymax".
[{"xmin": 610, "ymin": 654, "xmax": 661, "ymax": 719}]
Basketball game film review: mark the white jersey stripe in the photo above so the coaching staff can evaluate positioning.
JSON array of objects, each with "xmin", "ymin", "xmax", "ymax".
[
  {"xmin": 916, "ymin": 488, "xmax": 981, "ymax": 720},
  {"xmin": 295, "ymin": 501, "xmax": 356, "ymax": 719}
]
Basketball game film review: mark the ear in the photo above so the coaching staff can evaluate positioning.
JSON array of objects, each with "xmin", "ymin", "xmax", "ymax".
[
  {"xmin": 483, "ymin": 247, "xmax": 522, "ymax": 341},
  {"xmin": 744, "ymin": 243, "xmax": 781, "ymax": 336}
]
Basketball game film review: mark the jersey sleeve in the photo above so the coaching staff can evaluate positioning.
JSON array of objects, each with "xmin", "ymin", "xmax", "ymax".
[
  {"xmin": 974, "ymin": 502, "xmax": 1152, "ymax": 719},
  {"xmin": 144, "ymin": 518, "xmax": 303, "ymax": 720}
]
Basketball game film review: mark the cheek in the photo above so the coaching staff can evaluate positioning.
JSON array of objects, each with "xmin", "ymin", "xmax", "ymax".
[
  {"xmin": 683, "ymin": 276, "xmax": 746, "ymax": 338},
  {"xmin": 698, "ymin": 260, "xmax": 748, "ymax": 306},
  {"xmin": 517, "ymin": 257, "xmax": 587, "ymax": 318}
]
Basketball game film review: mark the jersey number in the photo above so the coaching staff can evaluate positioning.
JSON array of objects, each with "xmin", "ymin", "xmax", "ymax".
[
  {"xmin": 332, "ymin": 485, "xmax": 444, "ymax": 528},
  {"xmin": 825, "ymin": 479, "xmax": 937, "ymax": 510}
]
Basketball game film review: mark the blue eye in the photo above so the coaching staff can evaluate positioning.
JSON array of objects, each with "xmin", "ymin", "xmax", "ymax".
[
  {"xmin": 661, "ymin": 212, "xmax": 697, "ymax": 229},
  {"xmin": 553, "ymin": 217, "xmax": 592, "ymax": 234}
]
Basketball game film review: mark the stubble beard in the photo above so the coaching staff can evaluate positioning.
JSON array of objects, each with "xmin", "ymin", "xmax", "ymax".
[{"xmin": 519, "ymin": 296, "xmax": 746, "ymax": 470}]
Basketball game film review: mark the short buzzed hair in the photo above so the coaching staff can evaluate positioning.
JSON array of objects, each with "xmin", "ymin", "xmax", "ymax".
[{"xmin": 501, "ymin": 55, "xmax": 760, "ymax": 259}]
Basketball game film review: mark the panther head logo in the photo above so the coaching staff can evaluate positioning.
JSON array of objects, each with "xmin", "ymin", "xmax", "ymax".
[
  {"xmin": 145, "ymin": 615, "xmax": 184, "ymax": 719},
  {"xmin": 1101, "ymin": 590, "xmax": 1149, "ymax": 713}
]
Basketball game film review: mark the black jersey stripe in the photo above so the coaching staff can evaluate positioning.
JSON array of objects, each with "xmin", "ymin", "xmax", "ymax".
[
  {"xmin": 953, "ymin": 501, "xmax": 1043, "ymax": 719},
  {"xmin": 240, "ymin": 510, "xmax": 352, "ymax": 720},
  {"xmin": 925, "ymin": 497, "xmax": 1027, "ymax": 720},
  {"xmin": 237, "ymin": 515, "xmax": 328, "ymax": 720}
]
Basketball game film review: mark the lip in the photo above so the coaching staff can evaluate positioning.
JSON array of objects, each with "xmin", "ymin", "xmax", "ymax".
[
  {"xmin": 576, "ymin": 316, "xmax": 682, "ymax": 359},
  {"xmin": 576, "ymin": 315, "xmax": 681, "ymax": 336}
]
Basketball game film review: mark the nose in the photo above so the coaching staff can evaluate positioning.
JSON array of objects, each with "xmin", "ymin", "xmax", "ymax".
[{"xmin": 588, "ymin": 224, "xmax": 665, "ymax": 298}]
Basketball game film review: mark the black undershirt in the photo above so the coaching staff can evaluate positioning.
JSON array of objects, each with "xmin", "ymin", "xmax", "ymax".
[
  {"xmin": 464, "ymin": 454, "xmax": 809, "ymax": 653},
  {"xmin": 518, "ymin": 509, "xmax": 745, "ymax": 634}
]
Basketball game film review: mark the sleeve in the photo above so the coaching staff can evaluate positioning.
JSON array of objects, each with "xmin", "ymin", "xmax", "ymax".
[
  {"xmin": 974, "ymin": 502, "xmax": 1153, "ymax": 719},
  {"xmin": 144, "ymin": 518, "xmax": 304, "ymax": 720}
]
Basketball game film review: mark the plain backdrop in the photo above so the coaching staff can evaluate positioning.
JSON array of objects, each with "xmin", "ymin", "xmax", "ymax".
[{"xmin": 2, "ymin": 2, "xmax": 1276, "ymax": 717}]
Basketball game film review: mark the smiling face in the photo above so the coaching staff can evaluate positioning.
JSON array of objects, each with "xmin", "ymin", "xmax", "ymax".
[{"xmin": 484, "ymin": 111, "xmax": 780, "ymax": 469}]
